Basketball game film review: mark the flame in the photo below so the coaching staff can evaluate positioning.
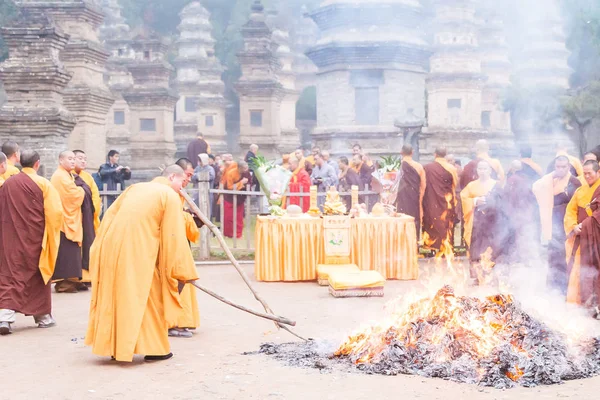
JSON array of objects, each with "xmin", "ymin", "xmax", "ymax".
[{"xmin": 334, "ymin": 286, "xmax": 529, "ymax": 381}]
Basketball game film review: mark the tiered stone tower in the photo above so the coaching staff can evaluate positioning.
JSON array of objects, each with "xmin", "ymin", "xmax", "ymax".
[
  {"xmin": 174, "ymin": 2, "xmax": 227, "ymax": 157},
  {"xmin": 235, "ymin": 1, "xmax": 286, "ymax": 158},
  {"xmin": 266, "ymin": 8, "xmax": 300, "ymax": 151},
  {"xmin": 123, "ymin": 32, "xmax": 177, "ymax": 181},
  {"xmin": 291, "ymin": 5, "xmax": 318, "ymax": 93},
  {"xmin": 307, "ymin": 0, "xmax": 430, "ymax": 158},
  {"xmin": 19, "ymin": 0, "xmax": 115, "ymax": 168},
  {"xmin": 99, "ymin": 0, "xmax": 133, "ymax": 166},
  {"xmin": 0, "ymin": 11, "xmax": 76, "ymax": 177}
]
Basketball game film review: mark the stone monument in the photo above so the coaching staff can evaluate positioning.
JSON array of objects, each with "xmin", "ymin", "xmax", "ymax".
[
  {"xmin": 0, "ymin": 10, "xmax": 76, "ymax": 178},
  {"xmin": 123, "ymin": 32, "xmax": 178, "ymax": 181},
  {"xmin": 174, "ymin": 1, "xmax": 228, "ymax": 157},
  {"xmin": 306, "ymin": 0, "xmax": 431, "ymax": 158},
  {"xmin": 19, "ymin": 0, "xmax": 115, "ymax": 169}
]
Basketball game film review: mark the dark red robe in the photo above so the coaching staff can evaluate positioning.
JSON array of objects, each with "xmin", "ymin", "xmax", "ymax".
[
  {"xmin": 339, "ymin": 168, "xmax": 364, "ymax": 209},
  {"xmin": 0, "ymin": 173, "xmax": 51, "ymax": 315},
  {"xmin": 75, "ymin": 175, "xmax": 96, "ymax": 271},
  {"xmin": 423, "ymin": 161, "xmax": 456, "ymax": 250},
  {"xmin": 578, "ymin": 201, "xmax": 600, "ymax": 306},
  {"xmin": 396, "ymin": 161, "xmax": 422, "ymax": 236}
]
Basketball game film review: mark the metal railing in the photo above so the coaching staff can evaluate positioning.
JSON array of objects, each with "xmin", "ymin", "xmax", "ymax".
[{"xmin": 98, "ymin": 173, "xmax": 378, "ymax": 258}]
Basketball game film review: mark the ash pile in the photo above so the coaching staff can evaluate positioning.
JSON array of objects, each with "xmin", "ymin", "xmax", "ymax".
[{"xmin": 258, "ymin": 286, "xmax": 600, "ymax": 388}]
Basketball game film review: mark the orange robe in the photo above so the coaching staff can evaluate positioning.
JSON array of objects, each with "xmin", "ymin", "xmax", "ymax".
[
  {"xmin": 85, "ymin": 177, "xmax": 199, "ymax": 361},
  {"xmin": 565, "ymin": 178, "xmax": 600, "ymax": 304},
  {"xmin": 0, "ymin": 160, "xmax": 19, "ymax": 182},
  {"xmin": 460, "ymin": 179, "xmax": 498, "ymax": 248},
  {"xmin": 51, "ymin": 166, "xmax": 85, "ymax": 245}
]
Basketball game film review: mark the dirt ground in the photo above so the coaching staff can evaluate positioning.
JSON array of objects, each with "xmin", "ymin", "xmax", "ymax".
[{"xmin": 4, "ymin": 264, "xmax": 600, "ymax": 400}]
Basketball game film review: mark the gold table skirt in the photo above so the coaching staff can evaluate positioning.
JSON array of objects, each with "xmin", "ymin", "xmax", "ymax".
[{"xmin": 254, "ymin": 215, "xmax": 418, "ymax": 282}]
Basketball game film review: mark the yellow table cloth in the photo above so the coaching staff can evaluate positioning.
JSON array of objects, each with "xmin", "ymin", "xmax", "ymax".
[{"xmin": 254, "ymin": 215, "xmax": 418, "ymax": 282}]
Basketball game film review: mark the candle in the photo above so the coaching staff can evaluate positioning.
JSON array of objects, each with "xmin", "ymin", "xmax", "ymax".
[{"xmin": 351, "ymin": 185, "xmax": 358, "ymax": 209}]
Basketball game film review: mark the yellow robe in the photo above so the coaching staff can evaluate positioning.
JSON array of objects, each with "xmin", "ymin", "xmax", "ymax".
[
  {"xmin": 21, "ymin": 168, "xmax": 63, "ymax": 283},
  {"xmin": 565, "ymin": 178, "xmax": 600, "ymax": 304},
  {"xmin": 77, "ymin": 170, "xmax": 102, "ymax": 232},
  {"xmin": 460, "ymin": 179, "xmax": 498, "ymax": 247},
  {"xmin": 51, "ymin": 166, "xmax": 85, "ymax": 245},
  {"xmin": 85, "ymin": 177, "xmax": 199, "ymax": 361},
  {"xmin": 478, "ymin": 153, "xmax": 505, "ymax": 185},
  {"xmin": 172, "ymin": 198, "xmax": 201, "ymax": 329},
  {"xmin": 0, "ymin": 160, "xmax": 19, "ymax": 182}
]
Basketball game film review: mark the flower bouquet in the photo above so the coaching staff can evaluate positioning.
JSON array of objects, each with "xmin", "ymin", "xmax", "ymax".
[
  {"xmin": 370, "ymin": 155, "xmax": 401, "ymax": 213},
  {"xmin": 249, "ymin": 155, "xmax": 293, "ymax": 216}
]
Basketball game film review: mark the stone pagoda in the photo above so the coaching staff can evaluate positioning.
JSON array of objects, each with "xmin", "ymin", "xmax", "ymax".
[
  {"xmin": 123, "ymin": 32, "xmax": 178, "ymax": 181},
  {"xmin": 18, "ymin": 0, "xmax": 115, "ymax": 169},
  {"xmin": 306, "ymin": 0, "xmax": 431, "ymax": 158},
  {"xmin": 291, "ymin": 5, "xmax": 318, "ymax": 93},
  {"xmin": 266, "ymin": 7, "xmax": 300, "ymax": 151},
  {"xmin": 0, "ymin": 10, "xmax": 76, "ymax": 178},
  {"xmin": 174, "ymin": 1, "xmax": 227, "ymax": 157},
  {"xmin": 235, "ymin": 1, "xmax": 287, "ymax": 158},
  {"xmin": 99, "ymin": 0, "xmax": 134, "ymax": 166},
  {"xmin": 421, "ymin": 0, "xmax": 514, "ymax": 161}
]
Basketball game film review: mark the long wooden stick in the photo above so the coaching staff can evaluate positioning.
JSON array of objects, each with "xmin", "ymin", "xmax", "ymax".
[
  {"xmin": 180, "ymin": 190, "xmax": 308, "ymax": 341},
  {"xmin": 190, "ymin": 281, "xmax": 296, "ymax": 326}
]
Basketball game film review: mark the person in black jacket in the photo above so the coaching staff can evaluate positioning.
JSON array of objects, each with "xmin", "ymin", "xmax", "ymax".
[{"xmin": 98, "ymin": 150, "xmax": 131, "ymax": 212}]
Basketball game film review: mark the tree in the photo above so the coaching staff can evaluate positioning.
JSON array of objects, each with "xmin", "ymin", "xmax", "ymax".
[{"xmin": 561, "ymin": 82, "xmax": 600, "ymax": 157}]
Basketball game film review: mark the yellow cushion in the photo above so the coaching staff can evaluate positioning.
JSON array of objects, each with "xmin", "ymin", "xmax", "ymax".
[
  {"xmin": 316, "ymin": 264, "xmax": 360, "ymax": 281},
  {"xmin": 328, "ymin": 270, "xmax": 385, "ymax": 290}
]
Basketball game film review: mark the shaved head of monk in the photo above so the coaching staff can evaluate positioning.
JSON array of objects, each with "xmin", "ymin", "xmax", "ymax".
[
  {"xmin": 20, "ymin": 150, "xmax": 41, "ymax": 171},
  {"xmin": 73, "ymin": 150, "xmax": 87, "ymax": 173},
  {"xmin": 1, "ymin": 141, "xmax": 20, "ymax": 163},
  {"xmin": 583, "ymin": 160, "xmax": 600, "ymax": 187},
  {"xmin": 162, "ymin": 164, "xmax": 186, "ymax": 192},
  {"xmin": 434, "ymin": 147, "xmax": 447, "ymax": 158},
  {"xmin": 401, "ymin": 144, "xmax": 413, "ymax": 157},
  {"xmin": 0, "ymin": 151, "xmax": 6, "ymax": 175},
  {"xmin": 554, "ymin": 155, "xmax": 570, "ymax": 179},
  {"xmin": 175, "ymin": 158, "xmax": 194, "ymax": 188},
  {"xmin": 477, "ymin": 160, "xmax": 493, "ymax": 181},
  {"xmin": 58, "ymin": 150, "xmax": 76, "ymax": 172}
]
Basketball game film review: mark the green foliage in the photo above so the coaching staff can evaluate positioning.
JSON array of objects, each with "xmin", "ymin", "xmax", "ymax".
[
  {"xmin": 0, "ymin": 0, "xmax": 17, "ymax": 62},
  {"xmin": 561, "ymin": 82, "xmax": 600, "ymax": 155},
  {"xmin": 296, "ymin": 86, "xmax": 316, "ymax": 120},
  {"xmin": 379, "ymin": 156, "xmax": 401, "ymax": 172}
]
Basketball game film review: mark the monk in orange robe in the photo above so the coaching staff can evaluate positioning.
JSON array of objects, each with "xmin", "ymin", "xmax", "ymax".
[
  {"xmin": 223, "ymin": 161, "xmax": 251, "ymax": 238},
  {"xmin": 460, "ymin": 139, "xmax": 505, "ymax": 189},
  {"xmin": 73, "ymin": 150, "xmax": 101, "ymax": 286},
  {"xmin": 422, "ymin": 147, "xmax": 458, "ymax": 252},
  {"xmin": 545, "ymin": 145, "xmax": 583, "ymax": 178},
  {"xmin": 287, "ymin": 157, "xmax": 311, "ymax": 212},
  {"xmin": 396, "ymin": 144, "xmax": 426, "ymax": 238},
  {"xmin": 168, "ymin": 158, "xmax": 201, "ymax": 338},
  {"xmin": 0, "ymin": 140, "xmax": 20, "ymax": 183},
  {"xmin": 51, "ymin": 151, "xmax": 86, "ymax": 293},
  {"xmin": 85, "ymin": 165, "xmax": 199, "ymax": 362},
  {"xmin": 0, "ymin": 150, "xmax": 62, "ymax": 334},
  {"xmin": 566, "ymin": 160, "xmax": 600, "ymax": 306},
  {"xmin": 533, "ymin": 156, "xmax": 581, "ymax": 294},
  {"xmin": 0, "ymin": 151, "xmax": 7, "ymax": 187},
  {"xmin": 519, "ymin": 144, "xmax": 543, "ymax": 182}
]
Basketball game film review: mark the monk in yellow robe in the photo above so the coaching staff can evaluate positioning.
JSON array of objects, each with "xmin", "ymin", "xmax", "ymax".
[
  {"xmin": 0, "ymin": 151, "xmax": 7, "ymax": 187},
  {"xmin": 545, "ymin": 145, "xmax": 583, "ymax": 178},
  {"xmin": 0, "ymin": 150, "xmax": 62, "ymax": 334},
  {"xmin": 168, "ymin": 158, "xmax": 202, "ymax": 338},
  {"xmin": 565, "ymin": 160, "xmax": 600, "ymax": 305},
  {"xmin": 460, "ymin": 139, "xmax": 505, "ymax": 189},
  {"xmin": 85, "ymin": 165, "xmax": 199, "ymax": 362},
  {"xmin": 1, "ymin": 140, "xmax": 21, "ymax": 182},
  {"xmin": 73, "ymin": 150, "xmax": 101, "ymax": 286},
  {"xmin": 51, "ymin": 151, "xmax": 86, "ymax": 293}
]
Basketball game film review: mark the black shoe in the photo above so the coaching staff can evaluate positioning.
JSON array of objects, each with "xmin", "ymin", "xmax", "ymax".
[{"xmin": 144, "ymin": 353, "xmax": 173, "ymax": 362}]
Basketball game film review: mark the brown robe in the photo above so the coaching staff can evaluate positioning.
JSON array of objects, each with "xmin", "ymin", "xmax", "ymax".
[
  {"xmin": 423, "ymin": 160, "xmax": 457, "ymax": 250},
  {"xmin": 578, "ymin": 201, "xmax": 600, "ymax": 306},
  {"xmin": 339, "ymin": 168, "xmax": 363, "ymax": 209},
  {"xmin": 76, "ymin": 175, "xmax": 96, "ymax": 271},
  {"xmin": 0, "ymin": 173, "xmax": 50, "ymax": 315},
  {"xmin": 396, "ymin": 161, "xmax": 423, "ymax": 236},
  {"xmin": 187, "ymin": 137, "xmax": 209, "ymax": 168}
]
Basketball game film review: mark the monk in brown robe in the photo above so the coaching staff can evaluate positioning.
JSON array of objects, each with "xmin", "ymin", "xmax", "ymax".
[
  {"xmin": 565, "ymin": 160, "xmax": 600, "ymax": 306},
  {"xmin": 73, "ymin": 150, "xmax": 98, "ymax": 287},
  {"xmin": 0, "ymin": 141, "xmax": 20, "ymax": 183},
  {"xmin": 460, "ymin": 139, "xmax": 505, "ymax": 189},
  {"xmin": 85, "ymin": 165, "xmax": 199, "ymax": 361},
  {"xmin": 533, "ymin": 156, "xmax": 581, "ymax": 294},
  {"xmin": 396, "ymin": 144, "xmax": 426, "ymax": 238},
  {"xmin": 51, "ymin": 151, "xmax": 86, "ymax": 293},
  {"xmin": 579, "ymin": 197, "xmax": 600, "ymax": 316},
  {"xmin": 422, "ymin": 147, "xmax": 458, "ymax": 252},
  {"xmin": 0, "ymin": 150, "xmax": 62, "ymax": 334},
  {"xmin": 546, "ymin": 144, "xmax": 583, "ymax": 178},
  {"xmin": 338, "ymin": 156, "xmax": 363, "ymax": 209},
  {"xmin": 186, "ymin": 133, "xmax": 210, "ymax": 168},
  {"xmin": 519, "ymin": 144, "xmax": 543, "ymax": 182}
]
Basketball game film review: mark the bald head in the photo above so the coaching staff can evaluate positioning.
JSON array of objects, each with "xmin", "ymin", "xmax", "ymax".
[
  {"xmin": 20, "ymin": 150, "xmax": 41, "ymax": 170},
  {"xmin": 1, "ymin": 141, "xmax": 20, "ymax": 163},
  {"xmin": 175, "ymin": 158, "xmax": 194, "ymax": 188},
  {"xmin": 250, "ymin": 144, "xmax": 259, "ymax": 154},
  {"xmin": 162, "ymin": 164, "xmax": 187, "ymax": 192},
  {"xmin": 58, "ymin": 150, "xmax": 76, "ymax": 172},
  {"xmin": 0, "ymin": 151, "xmax": 6, "ymax": 175},
  {"xmin": 434, "ymin": 147, "xmax": 448, "ymax": 158},
  {"xmin": 401, "ymin": 144, "xmax": 413, "ymax": 157},
  {"xmin": 475, "ymin": 139, "xmax": 489, "ymax": 154}
]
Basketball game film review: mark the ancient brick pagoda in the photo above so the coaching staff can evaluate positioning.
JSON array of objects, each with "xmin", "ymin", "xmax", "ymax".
[
  {"xmin": 174, "ymin": 1, "xmax": 227, "ymax": 158},
  {"xmin": 123, "ymin": 32, "xmax": 178, "ymax": 181},
  {"xmin": 0, "ymin": 11, "xmax": 76, "ymax": 178},
  {"xmin": 235, "ymin": 1, "xmax": 288, "ymax": 158},
  {"xmin": 306, "ymin": 0, "xmax": 431, "ymax": 158},
  {"xmin": 17, "ymin": 0, "xmax": 115, "ymax": 169}
]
